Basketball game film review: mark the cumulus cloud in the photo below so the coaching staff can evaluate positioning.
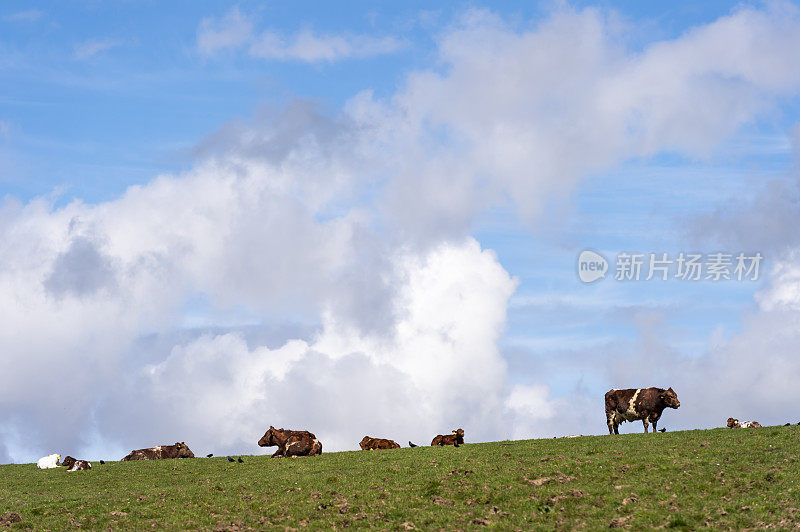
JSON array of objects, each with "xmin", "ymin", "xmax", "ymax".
[
  {"xmin": 363, "ymin": 3, "xmax": 800, "ymax": 230},
  {"xmin": 196, "ymin": 7, "xmax": 404, "ymax": 62},
  {"xmin": 5, "ymin": 3, "xmax": 800, "ymax": 462},
  {"xmin": 97, "ymin": 239, "xmax": 519, "ymax": 454}
]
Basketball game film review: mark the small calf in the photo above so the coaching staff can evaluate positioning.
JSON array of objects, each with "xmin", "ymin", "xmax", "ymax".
[
  {"xmin": 727, "ymin": 418, "xmax": 762, "ymax": 429},
  {"xmin": 67, "ymin": 460, "xmax": 91, "ymax": 472}
]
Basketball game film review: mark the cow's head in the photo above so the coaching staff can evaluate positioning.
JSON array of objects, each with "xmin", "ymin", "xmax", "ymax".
[
  {"xmin": 174, "ymin": 442, "xmax": 195, "ymax": 458},
  {"xmin": 727, "ymin": 417, "xmax": 739, "ymax": 428},
  {"xmin": 660, "ymin": 388, "xmax": 680, "ymax": 409},
  {"xmin": 452, "ymin": 428, "xmax": 465, "ymax": 442},
  {"xmin": 359, "ymin": 436, "xmax": 373, "ymax": 449},
  {"xmin": 258, "ymin": 426, "xmax": 281, "ymax": 447}
]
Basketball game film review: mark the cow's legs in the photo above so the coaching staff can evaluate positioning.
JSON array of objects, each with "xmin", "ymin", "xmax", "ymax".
[
  {"xmin": 652, "ymin": 418, "xmax": 658, "ymax": 433},
  {"xmin": 606, "ymin": 412, "xmax": 615, "ymax": 435},
  {"xmin": 642, "ymin": 418, "xmax": 649, "ymax": 433},
  {"xmin": 271, "ymin": 448, "xmax": 284, "ymax": 458}
]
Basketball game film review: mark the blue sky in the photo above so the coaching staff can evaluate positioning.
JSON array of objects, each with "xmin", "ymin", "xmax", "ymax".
[{"xmin": 2, "ymin": 1, "xmax": 800, "ymax": 462}]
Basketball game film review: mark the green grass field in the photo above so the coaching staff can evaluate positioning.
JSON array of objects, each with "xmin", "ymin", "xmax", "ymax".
[{"xmin": 2, "ymin": 426, "xmax": 799, "ymax": 530}]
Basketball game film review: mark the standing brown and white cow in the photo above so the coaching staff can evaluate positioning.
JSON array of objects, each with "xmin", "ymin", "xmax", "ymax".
[
  {"xmin": 605, "ymin": 387, "xmax": 680, "ymax": 434},
  {"xmin": 258, "ymin": 426, "xmax": 322, "ymax": 457},
  {"xmin": 121, "ymin": 442, "xmax": 195, "ymax": 461}
]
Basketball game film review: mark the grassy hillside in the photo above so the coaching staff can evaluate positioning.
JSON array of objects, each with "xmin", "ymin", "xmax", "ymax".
[{"xmin": 2, "ymin": 426, "xmax": 799, "ymax": 530}]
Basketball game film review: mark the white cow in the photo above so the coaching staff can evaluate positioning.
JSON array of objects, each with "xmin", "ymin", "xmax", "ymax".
[{"xmin": 37, "ymin": 453, "xmax": 61, "ymax": 469}]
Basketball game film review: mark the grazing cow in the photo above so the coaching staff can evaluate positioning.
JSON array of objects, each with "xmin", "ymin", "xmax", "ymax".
[
  {"xmin": 36, "ymin": 453, "xmax": 61, "ymax": 469},
  {"xmin": 605, "ymin": 387, "xmax": 680, "ymax": 434},
  {"xmin": 431, "ymin": 429, "xmax": 465, "ymax": 446},
  {"xmin": 258, "ymin": 426, "xmax": 322, "ymax": 457},
  {"xmin": 727, "ymin": 418, "xmax": 762, "ymax": 429},
  {"xmin": 121, "ymin": 442, "xmax": 195, "ymax": 461},
  {"xmin": 359, "ymin": 436, "xmax": 400, "ymax": 450},
  {"xmin": 67, "ymin": 460, "xmax": 91, "ymax": 472}
]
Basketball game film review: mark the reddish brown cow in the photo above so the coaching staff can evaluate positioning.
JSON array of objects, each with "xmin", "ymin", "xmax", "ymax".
[
  {"xmin": 431, "ymin": 428, "xmax": 464, "ymax": 446},
  {"xmin": 359, "ymin": 436, "xmax": 400, "ymax": 450},
  {"xmin": 121, "ymin": 442, "xmax": 195, "ymax": 461},
  {"xmin": 258, "ymin": 426, "xmax": 322, "ymax": 457},
  {"xmin": 605, "ymin": 387, "xmax": 680, "ymax": 434}
]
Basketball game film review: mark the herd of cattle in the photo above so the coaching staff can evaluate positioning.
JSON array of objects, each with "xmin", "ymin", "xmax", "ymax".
[{"xmin": 35, "ymin": 386, "xmax": 773, "ymax": 471}]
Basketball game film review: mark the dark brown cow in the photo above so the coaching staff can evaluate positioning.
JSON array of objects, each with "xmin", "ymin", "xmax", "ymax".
[
  {"xmin": 431, "ymin": 428, "xmax": 464, "ymax": 446},
  {"xmin": 61, "ymin": 456, "xmax": 78, "ymax": 469},
  {"xmin": 605, "ymin": 387, "xmax": 680, "ymax": 434},
  {"xmin": 359, "ymin": 436, "xmax": 400, "ymax": 450},
  {"xmin": 258, "ymin": 426, "xmax": 322, "ymax": 457},
  {"xmin": 121, "ymin": 442, "xmax": 195, "ymax": 461}
]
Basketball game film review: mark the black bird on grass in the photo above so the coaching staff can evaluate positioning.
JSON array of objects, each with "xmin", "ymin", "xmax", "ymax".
[
  {"xmin": 785, "ymin": 423, "xmax": 791, "ymax": 427},
  {"xmin": 659, "ymin": 428, "xmax": 666, "ymax": 433},
  {"xmin": 99, "ymin": 460, "xmax": 105, "ymax": 464},
  {"xmin": 408, "ymin": 441, "xmax": 418, "ymax": 448},
  {"xmin": 237, "ymin": 457, "xmax": 244, "ymax": 463},
  {"xmin": 227, "ymin": 456, "xmax": 235, "ymax": 462},
  {"xmin": 206, "ymin": 453, "xmax": 213, "ymax": 458}
]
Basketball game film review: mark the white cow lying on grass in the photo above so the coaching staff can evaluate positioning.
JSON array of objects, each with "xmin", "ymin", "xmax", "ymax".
[{"xmin": 36, "ymin": 454, "xmax": 61, "ymax": 469}]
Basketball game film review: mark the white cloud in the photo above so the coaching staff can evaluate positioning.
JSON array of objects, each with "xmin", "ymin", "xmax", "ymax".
[
  {"xmin": 95, "ymin": 238, "xmax": 520, "ymax": 454},
  {"xmin": 73, "ymin": 39, "xmax": 122, "ymax": 60},
  {"xmin": 249, "ymin": 30, "xmax": 404, "ymax": 62},
  {"xmin": 3, "ymin": 9, "xmax": 43, "ymax": 22},
  {"xmin": 196, "ymin": 7, "xmax": 404, "ymax": 62},
  {"xmin": 358, "ymin": 3, "xmax": 800, "ymax": 231},
  {"xmin": 196, "ymin": 7, "xmax": 254, "ymax": 56}
]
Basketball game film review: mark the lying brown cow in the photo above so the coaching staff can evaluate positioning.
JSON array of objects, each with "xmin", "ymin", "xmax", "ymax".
[
  {"xmin": 121, "ymin": 442, "xmax": 195, "ymax": 461},
  {"xmin": 605, "ymin": 387, "xmax": 680, "ymax": 434},
  {"xmin": 431, "ymin": 428, "xmax": 464, "ymax": 446},
  {"xmin": 258, "ymin": 426, "xmax": 322, "ymax": 457},
  {"xmin": 727, "ymin": 418, "xmax": 762, "ymax": 429},
  {"xmin": 359, "ymin": 436, "xmax": 400, "ymax": 450}
]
